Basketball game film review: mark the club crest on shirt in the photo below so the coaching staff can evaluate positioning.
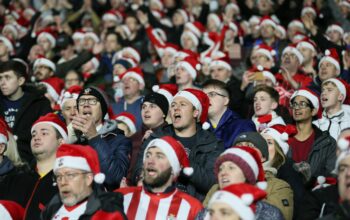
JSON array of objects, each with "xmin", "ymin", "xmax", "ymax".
[{"xmin": 84, "ymin": 88, "xmax": 92, "ymax": 94}]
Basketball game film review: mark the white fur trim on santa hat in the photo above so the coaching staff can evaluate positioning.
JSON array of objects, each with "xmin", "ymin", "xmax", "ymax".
[
  {"xmin": 291, "ymin": 89, "xmax": 319, "ymax": 111},
  {"xmin": 260, "ymin": 19, "xmax": 276, "ymax": 29},
  {"xmin": 340, "ymin": 1, "xmax": 350, "ymax": 8},
  {"xmin": 41, "ymin": 82, "xmax": 60, "ymax": 102},
  {"xmin": 0, "ymin": 204, "xmax": 12, "ymax": 220},
  {"xmin": 335, "ymin": 149, "xmax": 350, "ymax": 173},
  {"xmin": 54, "ymin": 156, "xmax": 91, "ymax": 172},
  {"xmin": 185, "ymin": 22, "xmax": 202, "ymax": 38},
  {"xmin": 176, "ymin": 60, "xmax": 197, "ymax": 79},
  {"xmin": 228, "ymin": 22, "xmax": 238, "ymax": 35},
  {"xmin": 288, "ymin": 20, "xmax": 304, "ymax": 30},
  {"xmin": 249, "ymin": 16, "xmax": 261, "ymax": 25},
  {"xmin": 208, "ymin": 13, "xmax": 221, "ymax": 28},
  {"xmin": 226, "ymin": 3, "xmax": 240, "ymax": 14},
  {"xmin": 327, "ymin": 24, "xmax": 344, "ymax": 35},
  {"xmin": 84, "ymin": 32, "xmax": 100, "ymax": 43},
  {"xmin": 145, "ymin": 138, "xmax": 181, "ymax": 176},
  {"xmin": 116, "ymin": 115, "xmax": 137, "ymax": 134},
  {"xmin": 124, "ymin": 71, "xmax": 145, "ymax": 85},
  {"xmin": 176, "ymin": 9, "xmax": 189, "ymax": 23},
  {"xmin": 73, "ymin": 32, "xmax": 85, "ymax": 40},
  {"xmin": 60, "ymin": 93, "xmax": 79, "ymax": 109},
  {"xmin": 209, "ymin": 60, "xmax": 232, "ymax": 71},
  {"xmin": 208, "ymin": 191, "xmax": 254, "ymax": 220},
  {"xmin": 34, "ymin": 58, "xmax": 56, "ymax": 72},
  {"xmin": 153, "ymin": 86, "xmax": 173, "ymax": 105},
  {"xmin": 261, "ymin": 128, "xmax": 289, "ymax": 155},
  {"xmin": 123, "ymin": 47, "xmax": 140, "ymax": 63},
  {"xmin": 282, "ymin": 46, "xmax": 304, "ymax": 65},
  {"xmin": 276, "ymin": 25, "xmax": 286, "ymax": 39},
  {"xmin": 301, "ymin": 7, "xmax": 316, "ymax": 17},
  {"xmin": 319, "ymin": 53, "xmax": 341, "ymax": 72},
  {"xmin": 174, "ymin": 90, "xmax": 202, "ymax": 116},
  {"xmin": 0, "ymin": 133, "xmax": 7, "ymax": 145},
  {"xmin": 102, "ymin": 13, "xmax": 118, "ymax": 22},
  {"xmin": 222, "ymin": 148, "xmax": 259, "ymax": 180},
  {"xmin": 297, "ymin": 41, "xmax": 316, "ymax": 52},
  {"xmin": 90, "ymin": 57, "xmax": 100, "ymax": 69},
  {"xmin": 323, "ymin": 78, "xmax": 346, "ymax": 102},
  {"xmin": 31, "ymin": 121, "xmax": 68, "ymax": 142},
  {"xmin": 181, "ymin": 31, "xmax": 199, "ymax": 48},
  {"xmin": 38, "ymin": 32, "xmax": 56, "ymax": 47},
  {"xmin": 255, "ymin": 48, "xmax": 274, "ymax": 61},
  {"xmin": 0, "ymin": 36, "xmax": 14, "ymax": 54},
  {"xmin": 338, "ymin": 138, "xmax": 349, "ymax": 151},
  {"xmin": 3, "ymin": 24, "xmax": 18, "ymax": 39},
  {"xmin": 262, "ymin": 71, "xmax": 276, "ymax": 85}
]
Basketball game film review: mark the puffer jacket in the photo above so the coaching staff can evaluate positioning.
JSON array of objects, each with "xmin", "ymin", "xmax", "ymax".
[
  {"xmin": 208, "ymin": 109, "xmax": 256, "ymax": 149},
  {"xmin": 132, "ymin": 123, "xmax": 225, "ymax": 201},
  {"xmin": 308, "ymin": 126, "xmax": 337, "ymax": 178},
  {"xmin": 87, "ymin": 120, "xmax": 132, "ymax": 190},
  {"xmin": 41, "ymin": 189, "xmax": 127, "ymax": 220}
]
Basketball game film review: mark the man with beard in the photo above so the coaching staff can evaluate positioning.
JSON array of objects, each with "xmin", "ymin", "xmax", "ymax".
[
  {"xmin": 116, "ymin": 136, "xmax": 203, "ymax": 219},
  {"xmin": 32, "ymin": 57, "xmax": 56, "ymax": 82},
  {"xmin": 132, "ymin": 88, "xmax": 224, "ymax": 201},
  {"xmin": 41, "ymin": 144, "xmax": 126, "ymax": 219}
]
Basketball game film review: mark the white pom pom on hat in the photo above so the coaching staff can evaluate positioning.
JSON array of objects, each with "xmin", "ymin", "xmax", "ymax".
[
  {"xmin": 94, "ymin": 173, "xmax": 106, "ymax": 184},
  {"xmin": 241, "ymin": 194, "xmax": 254, "ymax": 205},
  {"xmin": 338, "ymin": 138, "xmax": 349, "ymax": 151}
]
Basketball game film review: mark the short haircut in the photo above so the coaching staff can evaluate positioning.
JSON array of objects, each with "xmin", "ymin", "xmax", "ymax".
[
  {"xmin": 0, "ymin": 60, "xmax": 27, "ymax": 79},
  {"xmin": 202, "ymin": 79, "xmax": 230, "ymax": 98},
  {"xmin": 65, "ymin": 69, "xmax": 84, "ymax": 83},
  {"xmin": 322, "ymin": 81, "xmax": 336, "ymax": 89},
  {"xmin": 254, "ymin": 85, "xmax": 279, "ymax": 103}
]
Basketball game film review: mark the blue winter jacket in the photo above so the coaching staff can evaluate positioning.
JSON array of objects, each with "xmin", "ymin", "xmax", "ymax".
[
  {"xmin": 88, "ymin": 120, "xmax": 132, "ymax": 190},
  {"xmin": 209, "ymin": 109, "xmax": 256, "ymax": 149}
]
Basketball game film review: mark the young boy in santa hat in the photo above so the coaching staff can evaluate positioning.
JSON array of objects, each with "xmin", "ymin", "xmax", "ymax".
[{"xmin": 314, "ymin": 78, "xmax": 350, "ymax": 139}]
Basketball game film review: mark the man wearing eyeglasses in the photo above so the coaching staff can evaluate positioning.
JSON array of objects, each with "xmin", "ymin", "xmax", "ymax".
[
  {"xmin": 202, "ymin": 79, "xmax": 256, "ymax": 149},
  {"xmin": 71, "ymin": 86, "xmax": 131, "ymax": 190},
  {"xmin": 41, "ymin": 144, "xmax": 126, "ymax": 219},
  {"xmin": 288, "ymin": 89, "xmax": 336, "ymax": 180}
]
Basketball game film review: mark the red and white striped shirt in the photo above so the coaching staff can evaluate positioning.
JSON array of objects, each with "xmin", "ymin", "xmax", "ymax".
[{"xmin": 116, "ymin": 186, "xmax": 203, "ymax": 220}]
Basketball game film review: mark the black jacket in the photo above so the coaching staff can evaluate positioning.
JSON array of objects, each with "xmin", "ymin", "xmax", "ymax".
[
  {"xmin": 41, "ymin": 189, "xmax": 127, "ymax": 220},
  {"xmin": 0, "ymin": 86, "xmax": 52, "ymax": 163},
  {"xmin": 132, "ymin": 124, "xmax": 224, "ymax": 201}
]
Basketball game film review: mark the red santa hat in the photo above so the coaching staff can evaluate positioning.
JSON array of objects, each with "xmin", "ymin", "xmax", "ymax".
[
  {"xmin": 152, "ymin": 83, "xmax": 178, "ymax": 105},
  {"xmin": 293, "ymin": 31, "xmax": 307, "ymax": 43},
  {"xmin": 225, "ymin": 3, "xmax": 240, "ymax": 15},
  {"xmin": 72, "ymin": 30, "xmax": 85, "ymax": 40},
  {"xmin": 339, "ymin": 0, "xmax": 350, "ymax": 8},
  {"xmin": 326, "ymin": 23, "xmax": 344, "ymax": 36},
  {"xmin": 301, "ymin": 5, "xmax": 318, "ymax": 17},
  {"xmin": 174, "ymin": 88, "xmax": 210, "ymax": 129},
  {"xmin": 336, "ymin": 136, "xmax": 350, "ymax": 173},
  {"xmin": 54, "ymin": 144, "xmax": 105, "ymax": 184},
  {"xmin": 319, "ymin": 48, "xmax": 341, "ymax": 73},
  {"xmin": 0, "ymin": 120, "xmax": 8, "ymax": 145},
  {"xmin": 152, "ymin": 28, "xmax": 167, "ymax": 42},
  {"xmin": 207, "ymin": 13, "xmax": 222, "ymax": 28},
  {"xmin": 276, "ymin": 25, "xmax": 287, "ymax": 39},
  {"xmin": 117, "ymin": 67, "xmax": 145, "ymax": 85},
  {"xmin": 254, "ymin": 44, "xmax": 276, "ymax": 62},
  {"xmin": 253, "ymin": 65, "xmax": 276, "ymax": 85},
  {"xmin": 122, "ymin": 47, "xmax": 141, "ymax": 64},
  {"xmin": 207, "ymin": 183, "xmax": 267, "ymax": 220},
  {"xmin": 282, "ymin": 45, "xmax": 304, "ymax": 65},
  {"xmin": 209, "ymin": 54, "xmax": 232, "ymax": 71},
  {"xmin": 144, "ymin": 136, "xmax": 193, "ymax": 176},
  {"xmin": 2, "ymin": 24, "xmax": 18, "ymax": 39},
  {"xmin": 174, "ymin": 49, "xmax": 199, "ymax": 60},
  {"xmin": 0, "ymin": 200, "xmax": 24, "ymax": 220},
  {"xmin": 181, "ymin": 30, "xmax": 199, "ymax": 47},
  {"xmin": 31, "ymin": 113, "xmax": 68, "ymax": 141},
  {"xmin": 288, "ymin": 19, "xmax": 305, "ymax": 30},
  {"xmin": 312, "ymin": 176, "xmax": 337, "ymax": 191},
  {"xmin": 59, "ymin": 85, "xmax": 83, "ymax": 109},
  {"xmin": 259, "ymin": 16, "xmax": 277, "ymax": 29},
  {"xmin": 84, "ymin": 32, "xmax": 99, "ymax": 43},
  {"xmin": 102, "ymin": 10, "xmax": 123, "ymax": 23},
  {"xmin": 249, "ymin": 15, "xmax": 261, "ymax": 25},
  {"xmin": 185, "ymin": 21, "xmax": 205, "ymax": 38},
  {"xmin": 158, "ymin": 43, "xmax": 179, "ymax": 56},
  {"xmin": 33, "ymin": 57, "xmax": 56, "ymax": 72},
  {"xmin": 261, "ymin": 124, "xmax": 297, "ymax": 155},
  {"xmin": 113, "ymin": 112, "xmax": 137, "ymax": 135},
  {"xmin": 40, "ymin": 77, "xmax": 64, "ymax": 102},
  {"xmin": 176, "ymin": 56, "xmax": 201, "ymax": 79},
  {"xmin": 215, "ymin": 146, "xmax": 267, "ymax": 187},
  {"xmin": 0, "ymin": 36, "xmax": 14, "ymax": 55},
  {"xmin": 323, "ymin": 78, "xmax": 348, "ymax": 103},
  {"xmin": 37, "ymin": 31, "xmax": 56, "ymax": 47},
  {"xmin": 290, "ymin": 88, "xmax": 320, "ymax": 111},
  {"xmin": 296, "ymin": 37, "xmax": 317, "ymax": 52}
]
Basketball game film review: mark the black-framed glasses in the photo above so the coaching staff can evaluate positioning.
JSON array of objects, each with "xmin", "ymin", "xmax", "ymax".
[
  {"xmin": 78, "ymin": 98, "xmax": 99, "ymax": 106},
  {"xmin": 206, "ymin": 91, "xmax": 227, "ymax": 98},
  {"xmin": 290, "ymin": 101, "xmax": 311, "ymax": 109},
  {"xmin": 53, "ymin": 172, "xmax": 91, "ymax": 183}
]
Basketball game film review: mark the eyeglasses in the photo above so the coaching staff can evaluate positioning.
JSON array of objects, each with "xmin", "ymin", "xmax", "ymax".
[
  {"xmin": 206, "ymin": 91, "xmax": 227, "ymax": 98},
  {"xmin": 290, "ymin": 101, "xmax": 311, "ymax": 109},
  {"xmin": 53, "ymin": 172, "xmax": 91, "ymax": 183},
  {"xmin": 78, "ymin": 98, "xmax": 99, "ymax": 106}
]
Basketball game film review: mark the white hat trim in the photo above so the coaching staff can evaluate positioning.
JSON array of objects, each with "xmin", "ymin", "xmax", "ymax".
[
  {"xmin": 208, "ymin": 191, "xmax": 254, "ymax": 220},
  {"xmin": 34, "ymin": 58, "xmax": 56, "ymax": 72},
  {"xmin": 60, "ymin": 94, "xmax": 79, "ymax": 109},
  {"xmin": 174, "ymin": 90, "xmax": 202, "ymax": 116},
  {"xmin": 32, "ymin": 121, "xmax": 68, "ymax": 142},
  {"xmin": 291, "ymin": 89, "xmax": 319, "ymax": 111},
  {"xmin": 181, "ymin": 31, "xmax": 199, "ymax": 47},
  {"xmin": 54, "ymin": 156, "xmax": 91, "ymax": 172},
  {"xmin": 288, "ymin": 21, "xmax": 304, "ymax": 29},
  {"xmin": 158, "ymin": 89, "xmax": 173, "ymax": 105},
  {"xmin": 0, "ymin": 204, "xmax": 12, "ymax": 220},
  {"xmin": 102, "ymin": 13, "xmax": 118, "ymax": 22},
  {"xmin": 324, "ymin": 78, "xmax": 346, "ymax": 101},
  {"xmin": 301, "ymin": 7, "xmax": 316, "ymax": 17},
  {"xmin": 145, "ymin": 139, "xmax": 181, "ymax": 176},
  {"xmin": 164, "ymin": 47, "xmax": 177, "ymax": 55},
  {"xmin": 297, "ymin": 41, "xmax": 316, "ymax": 52},
  {"xmin": 222, "ymin": 148, "xmax": 259, "ymax": 179},
  {"xmin": 260, "ymin": 19, "xmax": 276, "ymax": 28},
  {"xmin": 41, "ymin": 82, "xmax": 60, "ymax": 102},
  {"xmin": 208, "ymin": 14, "xmax": 221, "ymax": 27},
  {"xmin": 262, "ymin": 128, "xmax": 289, "ymax": 155},
  {"xmin": 73, "ymin": 32, "xmax": 85, "ymax": 40},
  {"xmin": 185, "ymin": 22, "xmax": 201, "ymax": 38},
  {"xmin": 0, "ymin": 36, "xmax": 14, "ymax": 54},
  {"xmin": 0, "ymin": 133, "xmax": 7, "ymax": 145},
  {"xmin": 84, "ymin": 32, "xmax": 100, "ymax": 43},
  {"xmin": 327, "ymin": 25, "xmax": 344, "ymax": 35},
  {"xmin": 38, "ymin": 32, "xmax": 56, "ymax": 47},
  {"xmin": 116, "ymin": 115, "xmax": 136, "ymax": 134},
  {"xmin": 256, "ymin": 48, "xmax": 273, "ymax": 61},
  {"xmin": 319, "ymin": 56, "xmax": 340, "ymax": 71},
  {"xmin": 3, "ymin": 25, "xmax": 18, "ymax": 38},
  {"xmin": 283, "ymin": 46, "xmax": 303, "ymax": 64},
  {"xmin": 209, "ymin": 60, "xmax": 232, "ymax": 71},
  {"xmin": 262, "ymin": 71, "xmax": 276, "ymax": 85},
  {"xmin": 123, "ymin": 48, "xmax": 140, "ymax": 63},
  {"xmin": 176, "ymin": 9, "xmax": 188, "ymax": 23},
  {"xmin": 124, "ymin": 72, "xmax": 145, "ymax": 85},
  {"xmin": 176, "ymin": 61, "xmax": 197, "ymax": 79}
]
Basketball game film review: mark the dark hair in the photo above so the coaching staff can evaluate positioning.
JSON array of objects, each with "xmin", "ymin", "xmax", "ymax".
[
  {"xmin": 0, "ymin": 60, "xmax": 27, "ymax": 80},
  {"xmin": 290, "ymin": 96, "xmax": 314, "ymax": 109},
  {"xmin": 254, "ymin": 85, "xmax": 279, "ymax": 103},
  {"xmin": 65, "ymin": 69, "xmax": 84, "ymax": 83},
  {"xmin": 202, "ymin": 79, "xmax": 230, "ymax": 98}
]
